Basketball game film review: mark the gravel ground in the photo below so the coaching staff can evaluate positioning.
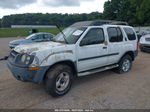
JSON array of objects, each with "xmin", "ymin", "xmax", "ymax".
[{"xmin": 0, "ymin": 37, "xmax": 150, "ymax": 109}]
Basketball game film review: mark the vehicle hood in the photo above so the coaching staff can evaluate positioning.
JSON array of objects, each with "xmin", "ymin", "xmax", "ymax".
[
  {"xmin": 10, "ymin": 38, "xmax": 29, "ymax": 45},
  {"xmin": 14, "ymin": 41, "xmax": 66, "ymax": 54}
]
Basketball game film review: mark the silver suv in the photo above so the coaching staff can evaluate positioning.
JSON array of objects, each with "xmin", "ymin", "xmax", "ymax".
[{"xmin": 7, "ymin": 21, "xmax": 138, "ymax": 97}]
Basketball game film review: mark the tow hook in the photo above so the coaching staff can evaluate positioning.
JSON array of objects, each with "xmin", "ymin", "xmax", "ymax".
[{"xmin": 0, "ymin": 56, "xmax": 9, "ymax": 61}]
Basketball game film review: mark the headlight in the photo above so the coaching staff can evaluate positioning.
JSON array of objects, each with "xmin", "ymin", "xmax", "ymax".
[
  {"xmin": 30, "ymin": 52, "xmax": 39, "ymax": 65},
  {"xmin": 21, "ymin": 54, "xmax": 26, "ymax": 62},
  {"xmin": 140, "ymin": 38, "xmax": 145, "ymax": 43},
  {"xmin": 19, "ymin": 54, "xmax": 34, "ymax": 65}
]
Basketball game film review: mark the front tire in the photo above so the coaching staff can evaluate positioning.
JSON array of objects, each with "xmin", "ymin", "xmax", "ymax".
[
  {"xmin": 44, "ymin": 64, "xmax": 73, "ymax": 97},
  {"xmin": 116, "ymin": 55, "xmax": 132, "ymax": 74}
]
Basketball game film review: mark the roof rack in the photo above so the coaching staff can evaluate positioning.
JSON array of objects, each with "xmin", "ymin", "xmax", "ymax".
[{"xmin": 70, "ymin": 20, "xmax": 128, "ymax": 27}]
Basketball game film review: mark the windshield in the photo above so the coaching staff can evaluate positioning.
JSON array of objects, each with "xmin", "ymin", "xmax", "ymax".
[
  {"xmin": 52, "ymin": 27, "xmax": 87, "ymax": 44},
  {"xmin": 26, "ymin": 34, "xmax": 37, "ymax": 40}
]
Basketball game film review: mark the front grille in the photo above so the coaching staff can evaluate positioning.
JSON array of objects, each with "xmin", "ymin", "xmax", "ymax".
[
  {"xmin": 10, "ymin": 50, "xmax": 19, "ymax": 59},
  {"xmin": 145, "ymin": 38, "xmax": 150, "ymax": 42}
]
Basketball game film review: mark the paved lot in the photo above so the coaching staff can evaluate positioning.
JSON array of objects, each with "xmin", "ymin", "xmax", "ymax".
[{"xmin": 0, "ymin": 37, "xmax": 150, "ymax": 109}]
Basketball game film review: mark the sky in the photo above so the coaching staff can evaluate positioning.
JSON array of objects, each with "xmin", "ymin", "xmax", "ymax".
[{"xmin": 0, "ymin": 0, "xmax": 108, "ymax": 18}]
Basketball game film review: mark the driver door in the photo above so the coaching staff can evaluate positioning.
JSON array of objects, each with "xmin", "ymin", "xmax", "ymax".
[{"xmin": 76, "ymin": 28, "xmax": 108, "ymax": 73}]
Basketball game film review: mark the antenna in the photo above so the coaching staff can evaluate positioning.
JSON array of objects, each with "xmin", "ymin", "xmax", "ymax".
[{"xmin": 56, "ymin": 25, "xmax": 68, "ymax": 44}]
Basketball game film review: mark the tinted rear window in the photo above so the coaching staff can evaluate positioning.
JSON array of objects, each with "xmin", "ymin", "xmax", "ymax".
[
  {"xmin": 107, "ymin": 27, "xmax": 123, "ymax": 42},
  {"xmin": 124, "ymin": 28, "xmax": 136, "ymax": 40}
]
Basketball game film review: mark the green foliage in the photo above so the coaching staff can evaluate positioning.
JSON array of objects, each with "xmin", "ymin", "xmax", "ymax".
[
  {"xmin": 1, "ymin": 12, "xmax": 103, "ymax": 28},
  {"xmin": 103, "ymin": 1, "xmax": 114, "ymax": 20},
  {"xmin": 0, "ymin": 0, "xmax": 149, "ymax": 28},
  {"xmin": 0, "ymin": 28, "xmax": 60, "ymax": 37},
  {"xmin": 103, "ymin": 0, "xmax": 150, "ymax": 26},
  {"xmin": 137, "ymin": 0, "xmax": 150, "ymax": 26},
  {"xmin": 0, "ymin": 19, "xmax": 1, "ymax": 28}
]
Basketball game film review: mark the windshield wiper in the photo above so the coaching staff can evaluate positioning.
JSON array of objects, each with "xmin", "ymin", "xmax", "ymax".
[{"xmin": 56, "ymin": 25, "xmax": 69, "ymax": 44}]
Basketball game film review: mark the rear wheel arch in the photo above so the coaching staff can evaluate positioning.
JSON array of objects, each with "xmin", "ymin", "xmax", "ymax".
[{"xmin": 120, "ymin": 51, "xmax": 135, "ymax": 62}]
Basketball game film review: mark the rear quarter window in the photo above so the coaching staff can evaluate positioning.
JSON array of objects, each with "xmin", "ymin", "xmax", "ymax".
[{"xmin": 123, "ymin": 27, "xmax": 136, "ymax": 40}]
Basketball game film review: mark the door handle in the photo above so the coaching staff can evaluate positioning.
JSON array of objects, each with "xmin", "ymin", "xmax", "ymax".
[{"xmin": 103, "ymin": 47, "xmax": 107, "ymax": 49}]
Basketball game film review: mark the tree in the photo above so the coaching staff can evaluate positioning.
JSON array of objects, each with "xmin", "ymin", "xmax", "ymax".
[
  {"xmin": 103, "ymin": 0, "xmax": 114, "ymax": 20},
  {"xmin": 103, "ymin": 0, "xmax": 150, "ymax": 26},
  {"xmin": 103, "ymin": 0, "xmax": 131, "ymax": 21},
  {"xmin": 1, "ymin": 16, "xmax": 11, "ymax": 27},
  {"xmin": 0, "ymin": 19, "xmax": 1, "ymax": 28},
  {"xmin": 136, "ymin": 0, "xmax": 150, "ymax": 26},
  {"xmin": 1, "ymin": 12, "xmax": 103, "ymax": 28}
]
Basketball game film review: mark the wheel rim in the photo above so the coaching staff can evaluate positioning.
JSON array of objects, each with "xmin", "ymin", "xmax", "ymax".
[
  {"xmin": 56, "ymin": 72, "xmax": 70, "ymax": 91},
  {"xmin": 122, "ymin": 59, "xmax": 131, "ymax": 72}
]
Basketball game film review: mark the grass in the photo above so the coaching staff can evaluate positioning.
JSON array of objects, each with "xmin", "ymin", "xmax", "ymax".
[{"xmin": 0, "ymin": 28, "xmax": 62, "ymax": 38}]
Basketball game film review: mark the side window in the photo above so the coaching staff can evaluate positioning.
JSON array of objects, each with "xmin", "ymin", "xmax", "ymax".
[
  {"xmin": 80, "ymin": 28, "xmax": 104, "ymax": 46},
  {"xmin": 43, "ymin": 34, "xmax": 50, "ymax": 40},
  {"xmin": 108, "ymin": 27, "xmax": 118, "ymax": 42},
  {"xmin": 107, "ymin": 27, "xmax": 123, "ymax": 42},
  {"xmin": 123, "ymin": 27, "xmax": 136, "ymax": 40},
  {"xmin": 37, "ymin": 34, "xmax": 43, "ymax": 40}
]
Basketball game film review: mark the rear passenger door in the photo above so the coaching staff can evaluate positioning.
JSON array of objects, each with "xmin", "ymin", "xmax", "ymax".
[{"xmin": 107, "ymin": 27, "xmax": 124, "ymax": 64}]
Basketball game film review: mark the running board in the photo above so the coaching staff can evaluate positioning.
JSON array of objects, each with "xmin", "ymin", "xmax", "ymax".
[{"xmin": 78, "ymin": 64, "xmax": 119, "ymax": 77}]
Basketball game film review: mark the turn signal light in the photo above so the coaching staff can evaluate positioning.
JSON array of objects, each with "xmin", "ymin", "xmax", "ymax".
[{"xmin": 28, "ymin": 67, "xmax": 40, "ymax": 71}]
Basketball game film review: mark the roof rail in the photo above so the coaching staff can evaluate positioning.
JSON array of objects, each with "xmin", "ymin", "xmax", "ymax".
[{"xmin": 70, "ymin": 20, "xmax": 128, "ymax": 27}]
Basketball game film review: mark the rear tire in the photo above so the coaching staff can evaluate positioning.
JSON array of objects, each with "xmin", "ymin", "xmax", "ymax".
[
  {"xmin": 115, "ymin": 55, "xmax": 132, "ymax": 74},
  {"xmin": 44, "ymin": 64, "xmax": 73, "ymax": 97}
]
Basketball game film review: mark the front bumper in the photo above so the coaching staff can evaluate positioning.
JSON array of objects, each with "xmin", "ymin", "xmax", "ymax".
[
  {"xmin": 7, "ymin": 61, "xmax": 49, "ymax": 83},
  {"xmin": 140, "ymin": 44, "xmax": 150, "ymax": 53}
]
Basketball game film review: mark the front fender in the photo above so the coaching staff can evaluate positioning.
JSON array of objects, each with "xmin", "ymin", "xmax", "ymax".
[{"xmin": 40, "ymin": 50, "xmax": 75, "ymax": 67}]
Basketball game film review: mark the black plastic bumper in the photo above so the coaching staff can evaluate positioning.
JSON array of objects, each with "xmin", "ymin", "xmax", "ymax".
[
  {"xmin": 7, "ymin": 61, "xmax": 49, "ymax": 83},
  {"xmin": 140, "ymin": 44, "xmax": 150, "ymax": 53}
]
